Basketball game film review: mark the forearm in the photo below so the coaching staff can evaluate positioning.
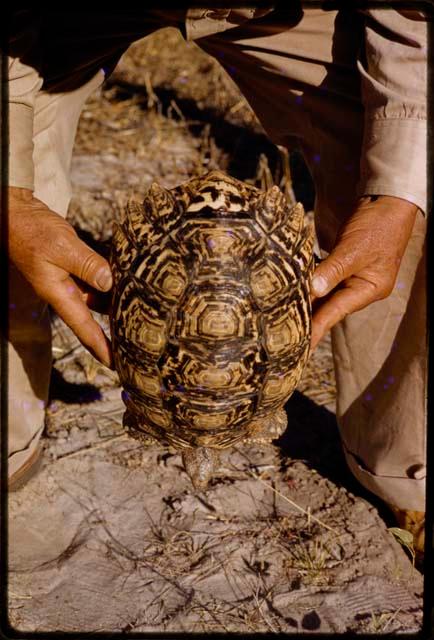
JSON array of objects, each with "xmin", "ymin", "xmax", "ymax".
[{"xmin": 357, "ymin": 9, "xmax": 428, "ymax": 214}]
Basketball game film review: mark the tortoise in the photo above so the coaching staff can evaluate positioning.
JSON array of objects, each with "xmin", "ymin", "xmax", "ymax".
[{"xmin": 110, "ymin": 170, "xmax": 314, "ymax": 490}]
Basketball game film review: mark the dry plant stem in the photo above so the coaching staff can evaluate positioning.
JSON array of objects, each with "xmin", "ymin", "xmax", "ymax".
[
  {"xmin": 380, "ymin": 607, "xmax": 402, "ymax": 633},
  {"xmin": 52, "ymin": 434, "xmax": 130, "ymax": 461},
  {"xmin": 250, "ymin": 471, "xmax": 339, "ymax": 535}
]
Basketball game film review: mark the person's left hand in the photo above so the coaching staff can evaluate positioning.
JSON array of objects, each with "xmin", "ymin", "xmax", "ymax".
[{"xmin": 310, "ymin": 195, "xmax": 418, "ymax": 350}]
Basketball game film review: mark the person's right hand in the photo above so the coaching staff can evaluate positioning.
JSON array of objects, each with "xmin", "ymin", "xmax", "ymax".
[{"xmin": 8, "ymin": 187, "xmax": 113, "ymax": 367}]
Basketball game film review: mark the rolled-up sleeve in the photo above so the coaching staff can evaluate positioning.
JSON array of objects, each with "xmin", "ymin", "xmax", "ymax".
[{"xmin": 357, "ymin": 10, "xmax": 428, "ymax": 214}]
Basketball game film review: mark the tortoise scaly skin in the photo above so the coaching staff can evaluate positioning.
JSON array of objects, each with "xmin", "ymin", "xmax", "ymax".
[{"xmin": 110, "ymin": 171, "xmax": 314, "ymax": 490}]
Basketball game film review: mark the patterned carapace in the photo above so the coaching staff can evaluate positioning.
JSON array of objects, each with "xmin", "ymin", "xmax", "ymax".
[{"xmin": 110, "ymin": 170, "xmax": 314, "ymax": 488}]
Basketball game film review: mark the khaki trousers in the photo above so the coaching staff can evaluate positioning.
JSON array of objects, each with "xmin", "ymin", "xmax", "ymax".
[{"xmin": 8, "ymin": 9, "xmax": 426, "ymax": 511}]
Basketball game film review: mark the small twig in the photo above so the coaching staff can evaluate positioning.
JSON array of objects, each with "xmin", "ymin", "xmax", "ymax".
[
  {"xmin": 169, "ymin": 99, "xmax": 186, "ymax": 121},
  {"xmin": 228, "ymin": 99, "xmax": 245, "ymax": 115},
  {"xmin": 8, "ymin": 591, "xmax": 33, "ymax": 600},
  {"xmin": 144, "ymin": 72, "xmax": 160, "ymax": 110},
  {"xmin": 53, "ymin": 434, "xmax": 130, "ymax": 461},
  {"xmin": 249, "ymin": 471, "xmax": 339, "ymax": 535},
  {"xmin": 381, "ymin": 607, "xmax": 402, "ymax": 633}
]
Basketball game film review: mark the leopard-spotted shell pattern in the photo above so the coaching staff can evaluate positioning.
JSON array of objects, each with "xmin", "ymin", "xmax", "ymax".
[{"xmin": 110, "ymin": 171, "xmax": 314, "ymax": 451}]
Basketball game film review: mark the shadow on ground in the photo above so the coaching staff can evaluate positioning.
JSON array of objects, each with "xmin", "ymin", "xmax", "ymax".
[
  {"xmin": 279, "ymin": 391, "xmax": 403, "ymax": 535},
  {"xmin": 49, "ymin": 367, "xmax": 102, "ymax": 405}
]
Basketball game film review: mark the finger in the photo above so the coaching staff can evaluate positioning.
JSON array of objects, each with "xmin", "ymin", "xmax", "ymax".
[
  {"xmin": 310, "ymin": 282, "xmax": 375, "ymax": 350},
  {"xmin": 49, "ymin": 277, "xmax": 113, "ymax": 367},
  {"xmin": 311, "ymin": 243, "xmax": 364, "ymax": 299},
  {"xmin": 53, "ymin": 232, "xmax": 113, "ymax": 293},
  {"xmin": 310, "ymin": 288, "xmax": 333, "ymax": 314},
  {"xmin": 310, "ymin": 255, "xmax": 324, "ymax": 303}
]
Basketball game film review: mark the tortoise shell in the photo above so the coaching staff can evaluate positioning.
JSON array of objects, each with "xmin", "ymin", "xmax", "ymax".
[{"xmin": 110, "ymin": 170, "xmax": 314, "ymax": 487}]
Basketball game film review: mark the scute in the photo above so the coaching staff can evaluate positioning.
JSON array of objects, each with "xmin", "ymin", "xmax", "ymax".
[{"xmin": 110, "ymin": 170, "xmax": 314, "ymax": 467}]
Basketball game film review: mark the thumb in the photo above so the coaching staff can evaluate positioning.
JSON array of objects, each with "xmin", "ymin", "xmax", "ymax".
[
  {"xmin": 64, "ymin": 233, "xmax": 113, "ymax": 292},
  {"xmin": 311, "ymin": 246, "xmax": 357, "ymax": 299}
]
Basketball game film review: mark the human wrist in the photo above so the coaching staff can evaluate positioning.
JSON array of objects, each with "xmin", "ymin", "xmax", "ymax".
[
  {"xmin": 8, "ymin": 186, "xmax": 34, "ymax": 203},
  {"xmin": 358, "ymin": 194, "xmax": 419, "ymax": 212}
]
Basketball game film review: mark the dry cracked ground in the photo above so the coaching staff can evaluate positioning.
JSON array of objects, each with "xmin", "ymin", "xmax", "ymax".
[{"xmin": 8, "ymin": 29, "xmax": 424, "ymax": 635}]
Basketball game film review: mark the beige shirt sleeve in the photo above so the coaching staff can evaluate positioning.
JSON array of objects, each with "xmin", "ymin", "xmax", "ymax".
[
  {"xmin": 357, "ymin": 10, "xmax": 428, "ymax": 213},
  {"xmin": 7, "ymin": 53, "xmax": 42, "ymax": 191}
]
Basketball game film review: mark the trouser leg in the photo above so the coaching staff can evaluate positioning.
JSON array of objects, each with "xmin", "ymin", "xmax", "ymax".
[
  {"xmin": 8, "ymin": 70, "xmax": 105, "ymax": 476},
  {"xmin": 332, "ymin": 217, "xmax": 426, "ymax": 511},
  {"xmin": 8, "ymin": 267, "xmax": 52, "ymax": 476},
  {"xmin": 194, "ymin": 8, "xmax": 427, "ymax": 510}
]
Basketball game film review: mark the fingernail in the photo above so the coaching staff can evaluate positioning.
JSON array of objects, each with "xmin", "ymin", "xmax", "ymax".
[
  {"xmin": 311, "ymin": 275, "xmax": 328, "ymax": 296},
  {"xmin": 96, "ymin": 269, "xmax": 113, "ymax": 291}
]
